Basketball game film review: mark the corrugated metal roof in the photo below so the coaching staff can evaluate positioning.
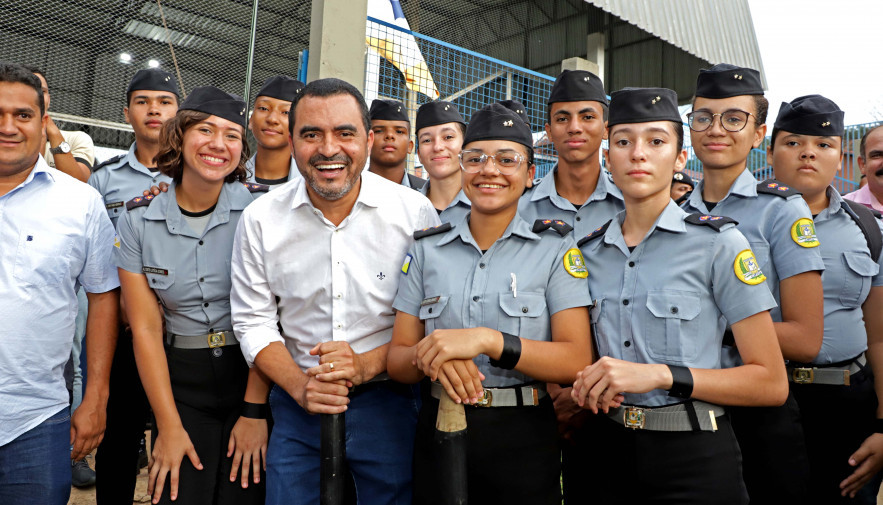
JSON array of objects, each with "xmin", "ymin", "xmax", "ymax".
[{"xmin": 586, "ymin": 0, "xmax": 767, "ymax": 88}]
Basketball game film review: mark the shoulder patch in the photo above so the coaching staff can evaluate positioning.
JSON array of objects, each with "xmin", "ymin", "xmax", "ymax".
[
  {"xmin": 563, "ymin": 248, "xmax": 588, "ymax": 278},
  {"xmin": 125, "ymin": 194, "xmax": 156, "ymax": 211},
  {"xmin": 413, "ymin": 222, "xmax": 452, "ymax": 240},
  {"xmin": 532, "ymin": 219, "xmax": 573, "ymax": 236},
  {"xmin": 734, "ymin": 249, "xmax": 767, "ymax": 285},
  {"xmin": 756, "ymin": 179, "xmax": 800, "ymax": 198},
  {"xmin": 577, "ymin": 220, "xmax": 612, "ymax": 247},
  {"xmin": 684, "ymin": 213, "xmax": 738, "ymax": 231},
  {"xmin": 790, "ymin": 217, "xmax": 819, "ymax": 248},
  {"xmin": 243, "ymin": 182, "xmax": 270, "ymax": 193},
  {"xmin": 91, "ymin": 154, "xmax": 126, "ymax": 173}
]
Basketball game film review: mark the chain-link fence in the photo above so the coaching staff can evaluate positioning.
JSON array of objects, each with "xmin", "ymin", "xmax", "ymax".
[{"xmin": 1, "ymin": 0, "xmax": 309, "ymax": 159}]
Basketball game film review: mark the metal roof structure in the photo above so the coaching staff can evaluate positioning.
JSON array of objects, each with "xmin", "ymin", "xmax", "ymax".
[{"xmin": 587, "ymin": 0, "xmax": 767, "ymax": 88}]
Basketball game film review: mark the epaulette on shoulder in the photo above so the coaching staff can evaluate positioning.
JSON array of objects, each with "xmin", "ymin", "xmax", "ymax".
[
  {"xmin": 125, "ymin": 194, "xmax": 155, "ymax": 211},
  {"xmin": 684, "ymin": 213, "xmax": 738, "ymax": 231},
  {"xmin": 532, "ymin": 219, "xmax": 573, "ymax": 236},
  {"xmin": 413, "ymin": 222, "xmax": 452, "ymax": 240},
  {"xmin": 91, "ymin": 154, "xmax": 126, "ymax": 173},
  {"xmin": 577, "ymin": 220, "xmax": 612, "ymax": 247},
  {"xmin": 243, "ymin": 182, "xmax": 270, "ymax": 193},
  {"xmin": 756, "ymin": 179, "xmax": 800, "ymax": 198}
]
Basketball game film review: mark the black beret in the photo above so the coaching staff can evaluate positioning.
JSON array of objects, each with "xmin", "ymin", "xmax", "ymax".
[
  {"xmin": 369, "ymin": 99, "xmax": 409, "ymax": 122},
  {"xmin": 499, "ymin": 100, "xmax": 530, "ymax": 127},
  {"xmin": 464, "ymin": 102, "xmax": 533, "ymax": 150},
  {"xmin": 548, "ymin": 70, "xmax": 608, "ymax": 106},
  {"xmin": 180, "ymin": 86, "xmax": 247, "ymax": 129},
  {"xmin": 608, "ymin": 87, "xmax": 681, "ymax": 127},
  {"xmin": 126, "ymin": 69, "xmax": 179, "ymax": 98},
  {"xmin": 415, "ymin": 101, "xmax": 465, "ymax": 132},
  {"xmin": 255, "ymin": 76, "xmax": 304, "ymax": 102},
  {"xmin": 774, "ymin": 94, "xmax": 844, "ymax": 137},
  {"xmin": 672, "ymin": 171, "xmax": 695, "ymax": 188},
  {"xmin": 695, "ymin": 63, "xmax": 763, "ymax": 99}
]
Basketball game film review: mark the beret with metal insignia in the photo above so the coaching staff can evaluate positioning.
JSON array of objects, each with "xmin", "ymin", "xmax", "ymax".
[
  {"xmin": 464, "ymin": 102, "xmax": 534, "ymax": 150},
  {"xmin": 369, "ymin": 99, "xmax": 409, "ymax": 123},
  {"xmin": 126, "ymin": 68, "xmax": 179, "ymax": 98},
  {"xmin": 499, "ymin": 100, "xmax": 530, "ymax": 126},
  {"xmin": 672, "ymin": 171, "xmax": 695, "ymax": 189},
  {"xmin": 255, "ymin": 75, "xmax": 304, "ymax": 103},
  {"xmin": 608, "ymin": 87, "xmax": 681, "ymax": 127},
  {"xmin": 548, "ymin": 69, "xmax": 608, "ymax": 106},
  {"xmin": 774, "ymin": 94, "xmax": 844, "ymax": 137},
  {"xmin": 180, "ymin": 86, "xmax": 247, "ymax": 129},
  {"xmin": 416, "ymin": 101, "xmax": 465, "ymax": 132},
  {"xmin": 695, "ymin": 63, "xmax": 764, "ymax": 99}
]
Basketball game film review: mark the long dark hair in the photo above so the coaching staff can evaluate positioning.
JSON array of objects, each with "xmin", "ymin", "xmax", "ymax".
[{"xmin": 155, "ymin": 109, "xmax": 250, "ymax": 183}]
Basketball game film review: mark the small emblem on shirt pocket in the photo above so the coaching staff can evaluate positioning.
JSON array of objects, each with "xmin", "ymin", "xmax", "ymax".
[{"xmin": 13, "ymin": 231, "xmax": 71, "ymax": 287}]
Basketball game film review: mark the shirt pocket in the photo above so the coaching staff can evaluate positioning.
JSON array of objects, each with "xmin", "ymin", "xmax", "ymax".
[
  {"xmin": 840, "ymin": 251, "xmax": 878, "ymax": 308},
  {"xmin": 499, "ymin": 292, "xmax": 548, "ymax": 340},
  {"xmin": 13, "ymin": 230, "xmax": 71, "ymax": 287},
  {"xmin": 419, "ymin": 295, "xmax": 449, "ymax": 334},
  {"xmin": 644, "ymin": 290, "xmax": 702, "ymax": 365},
  {"xmin": 145, "ymin": 269, "xmax": 176, "ymax": 291}
]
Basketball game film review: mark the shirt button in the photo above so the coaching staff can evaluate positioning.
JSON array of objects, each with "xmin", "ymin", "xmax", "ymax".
[
  {"xmin": 198, "ymin": 240, "xmax": 204, "ymax": 245},
  {"xmin": 151, "ymin": 278, "xmax": 156, "ymax": 284},
  {"xmin": 204, "ymin": 302, "xmax": 209, "ymax": 307},
  {"xmin": 428, "ymin": 308, "xmax": 433, "ymax": 313},
  {"xmin": 575, "ymin": 216, "xmax": 582, "ymax": 221},
  {"xmin": 628, "ymin": 261, "xmax": 635, "ymax": 267},
  {"xmin": 671, "ymin": 307, "xmax": 679, "ymax": 314},
  {"xmin": 522, "ymin": 307, "xmax": 529, "ymax": 313},
  {"xmin": 335, "ymin": 323, "xmax": 342, "ymax": 329},
  {"xmin": 199, "ymin": 277, "xmax": 204, "ymax": 282},
  {"xmin": 472, "ymin": 296, "xmax": 480, "ymax": 302},
  {"xmin": 624, "ymin": 341, "xmax": 631, "ymax": 347},
  {"xmin": 622, "ymin": 299, "xmax": 629, "ymax": 306},
  {"xmin": 336, "ymin": 293, "xmax": 342, "ymax": 299},
  {"xmin": 479, "ymin": 263, "xmax": 486, "ymax": 269}
]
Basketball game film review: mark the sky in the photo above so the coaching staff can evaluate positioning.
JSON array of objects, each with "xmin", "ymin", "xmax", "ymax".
[{"xmin": 746, "ymin": 0, "xmax": 883, "ymax": 126}]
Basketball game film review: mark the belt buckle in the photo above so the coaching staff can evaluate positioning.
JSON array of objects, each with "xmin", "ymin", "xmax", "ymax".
[
  {"xmin": 207, "ymin": 332, "xmax": 226, "ymax": 349},
  {"xmin": 792, "ymin": 367, "xmax": 814, "ymax": 384},
  {"xmin": 623, "ymin": 407, "xmax": 646, "ymax": 429},
  {"xmin": 475, "ymin": 389, "xmax": 493, "ymax": 407}
]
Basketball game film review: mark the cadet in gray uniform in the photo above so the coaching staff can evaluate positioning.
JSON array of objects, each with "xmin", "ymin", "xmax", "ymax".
[
  {"xmin": 768, "ymin": 95, "xmax": 883, "ymax": 504},
  {"xmin": 245, "ymin": 75, "xmax": 303, "ymax": 188},
  {"xmin": 518, "ymin": 70, "xmax": 623, "ymax": 237},
  {"xmin": 115, "ymin": 87, "xmax": 269, "ymax": 505},
  {"xmin": 414, "ymin": 100, "xmax": 470, "ymax": 223},
  {"xmin": 368, "ymin": 98, "xmax": 425, "ymax": 189},
  {"xmin": 573, "ymin": 87, "xmax": 786, "ymax": 505},
  {"xmin": 88, "ymin": 68, "xmax": 179, "ymax": 505},
  {"xmin": 389, "ymin": 103, "xmax": 593, "ymax": 505},
  {"xmin": 682, "ymin": 63, "xmax": 825, "ymax": 504},
  {"xmin": 671, "ymin": 171, "xmax": 694, "ymax": 203}
]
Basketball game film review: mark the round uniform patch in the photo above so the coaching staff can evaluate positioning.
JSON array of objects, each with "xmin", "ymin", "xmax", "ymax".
[
  {"xmin": 734, "ymin": 249, "xmax": 766, "ymax": 285},
  {"xmin": 563, "ymin": 248, "xmax": 588, "ymax": 278},
  {"xmin": 790, "ymin": 218, "xmax": 819, "ymax": 248}
]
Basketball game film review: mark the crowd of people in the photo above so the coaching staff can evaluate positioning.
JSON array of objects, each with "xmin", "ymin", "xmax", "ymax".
[{"xmin": 1, "ymin": 56, "xmax": 883, "ymax": 505}]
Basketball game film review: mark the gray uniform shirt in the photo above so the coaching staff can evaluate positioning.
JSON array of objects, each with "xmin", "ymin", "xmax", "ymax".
[
  {"xmin": 245, "ymin": 154, "xmax": 298, "ymax": 189},
  {"xmin": 393, "ymin": 213, "xmax": 592, "ymax": 387},
  {"xmin": 579, "ymin": 201, "xmax": 777, "ymax": 406},
  {"xmin": 813, "ymin": 188, "xmax": 883, "ymax": 364},
  {"xmin": 87, "ymin": 142, "xmax": 172, "ymax": 229},
  {"xmin": 518, "ymin": 166, "xmax": 624, "ymax": 238},
  {"xmin": 115, "ymin": 181, "xmax": 262, "ymax": 336},
  {"xmin": 418, "ymin": 182, "xmax": 471, "ymax": 224}
]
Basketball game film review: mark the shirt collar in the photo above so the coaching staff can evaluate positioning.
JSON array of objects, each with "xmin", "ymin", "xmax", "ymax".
[
  {"xmin": 418, "ymin": 181, "xmax": 471, "ymax": 210},
  {"xmin": 439, "ymin": 211, "xmax": 538, "ymax": 248},
  {"xmin": 530, "ymin": 165, "xmax": 623, "ymax": 206},
  {"xmin": 604, "ymin": 200, "xmax": 686, "ymax": 248},
  {"xmin": 145, "ymin": 181, "xmax": 246, "ymax": 236},
  {"xmin": 120, "ymin": 142, "xmax": 157, "ymax": 176},
  {"xmin": 688, "ymin": 169, "xmax": 758, "ymax": 210},
  {"xmin": 290, "ymin": 169, "xmax": 383, "ymax": 212}
]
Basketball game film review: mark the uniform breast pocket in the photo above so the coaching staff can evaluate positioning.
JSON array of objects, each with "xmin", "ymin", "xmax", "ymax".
[
  {"xmin": 13, "ymin": 231, "xmax": 72, "ymax": 287},
  {"xmin": 590, "ymin": 299, "xmax": 610, "ymax": 358},
  {"xmin": 499, "ymin": 292, "xmax": 548, "ymax": 341},
  {"xmin": 644, "ymin": 290, "xmax": 701, "ymax": 365},
  {"xmin": 105, "ymin": 201, "xmax": 125, "ymax": 221},
  {"xmin": 418, "ymin": 295, "xmax": 449, "ymax": 334},
  {"xmin": 145, "ymin": 269, "xmax": 175, "ymax": 291},
  {"xmin": 840, "ymin": 251, "xmax": 879, "ymax": 308}
]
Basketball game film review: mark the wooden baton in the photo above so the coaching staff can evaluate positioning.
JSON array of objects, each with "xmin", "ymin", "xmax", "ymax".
[{"xmin": 435, "ymin": 392, "xmax": 468, "ymax": 504}]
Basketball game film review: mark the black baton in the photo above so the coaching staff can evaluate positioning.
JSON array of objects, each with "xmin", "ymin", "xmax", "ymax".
[
  {"xmin": 320, "ymin": 412, "xmax": 346, "ymax": 505},
  {"xmin": 435, "ymin": 393, "xmax": 468, "ymax": 505}
]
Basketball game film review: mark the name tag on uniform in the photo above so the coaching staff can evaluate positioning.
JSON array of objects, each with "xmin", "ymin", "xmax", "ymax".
[
  {"xmin": 421, "ymin": 296, "xmax": 440, "ymax": 306},
  {"xmin": 143, "ymin": 266, "xmax": 169, "ymax": 276},
  {"xmin": 106, "ymin": 201, "xmax": 124, "ymax": 209}
]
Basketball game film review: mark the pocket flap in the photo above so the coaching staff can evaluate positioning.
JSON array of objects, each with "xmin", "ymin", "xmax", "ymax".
[
  {"xmin": 145, "ymin": 268, "xmax": 175, "ymax": 289},
  {"xmin": 843, "ymin": 251, "xmax": 880, "ymax": 277},
  {"xmin": 419, "ymin": 295, "xmax": 448, "ymax": 320},
  {"xmin": 499, "ymin": 292, "xmax": 546, "ymax": 317},
  {"xmin": 645, "ymin": 290, "xmax": 700, "ymax": 320}
]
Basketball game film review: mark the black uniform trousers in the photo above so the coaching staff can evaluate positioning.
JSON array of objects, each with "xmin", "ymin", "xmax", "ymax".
[
  {"xmin": 792, "ymin": 366, "xmax": 880, "ymax": 505},
  {"xmin": 580, "ymin": 411, "xmax": 748, "ymax": 504},
  {"xmin": 413, "ymin": 382, "xmax": 560, "ymax": 505},
  {"xmin": 95, "ymin": 327, "xmax": 151, "ymax": 504},
  {"xmin": 152, "ymin": 343, "xmax": 264, "ymax": 505},
  {"xmin": 729, "ymin": 392, "xmax": 811, "ymax": 504}
]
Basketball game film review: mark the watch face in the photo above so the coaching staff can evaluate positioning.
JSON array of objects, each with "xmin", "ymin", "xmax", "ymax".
[{"xmin": 59, "ymin": 142, "xmax": 71, "ymax": 154}]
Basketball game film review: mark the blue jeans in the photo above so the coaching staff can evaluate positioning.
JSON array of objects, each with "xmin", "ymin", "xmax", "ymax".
[
  {"xmin": 266, "ymin": 382, "xmax": 419, "ymax": 505},
  {"xmin": 0, "ymin": 408, "xmax": 71, "ymax": 505}
]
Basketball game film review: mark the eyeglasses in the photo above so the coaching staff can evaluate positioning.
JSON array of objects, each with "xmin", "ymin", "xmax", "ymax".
[
  {"xmin": 458, "ymin": 150, "xmax": 525, "ymax": 175},
  {"xmin": 686, "ymin": 110, "xmax": 754, "ymax": 132}
]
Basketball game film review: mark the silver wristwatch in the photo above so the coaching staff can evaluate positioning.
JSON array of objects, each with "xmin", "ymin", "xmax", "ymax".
[{"xmin": 50, "ymin": 141, "xmax": 71, "ymax": 155}]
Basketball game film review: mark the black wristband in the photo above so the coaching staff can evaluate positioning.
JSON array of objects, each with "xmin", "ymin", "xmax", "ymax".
[
  {"xmin": 666, "ymin": 365, "xmax": 694, "ymax": 399},
  {"xmin": 488, "ymin": 332, "xmax": 522, "ymax": 370},
  {"xmin": 875, "ymin": 419, "xmax": 883, "ymax": 434},
  {"xmin": 240, "ymin": 401, "xmax": 269, "ymax": 419}
]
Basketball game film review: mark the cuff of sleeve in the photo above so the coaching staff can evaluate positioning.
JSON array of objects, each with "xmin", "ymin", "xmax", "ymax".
[{"xmin": 236, "ymin": 325, "xmax": 285, "ymax": 367}]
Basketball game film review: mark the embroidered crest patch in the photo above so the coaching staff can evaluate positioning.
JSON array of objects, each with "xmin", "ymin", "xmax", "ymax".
[
  {"xmin": 563, "ymin": 248, "xmax": 588, "ymax": 278},
  {"xmin": 734, "ymin": 249, "xmax": 766, "ymax": 285},
  {"xmin": 790, "ymin": 218, "xmax": 819, "ymax": 248}
]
